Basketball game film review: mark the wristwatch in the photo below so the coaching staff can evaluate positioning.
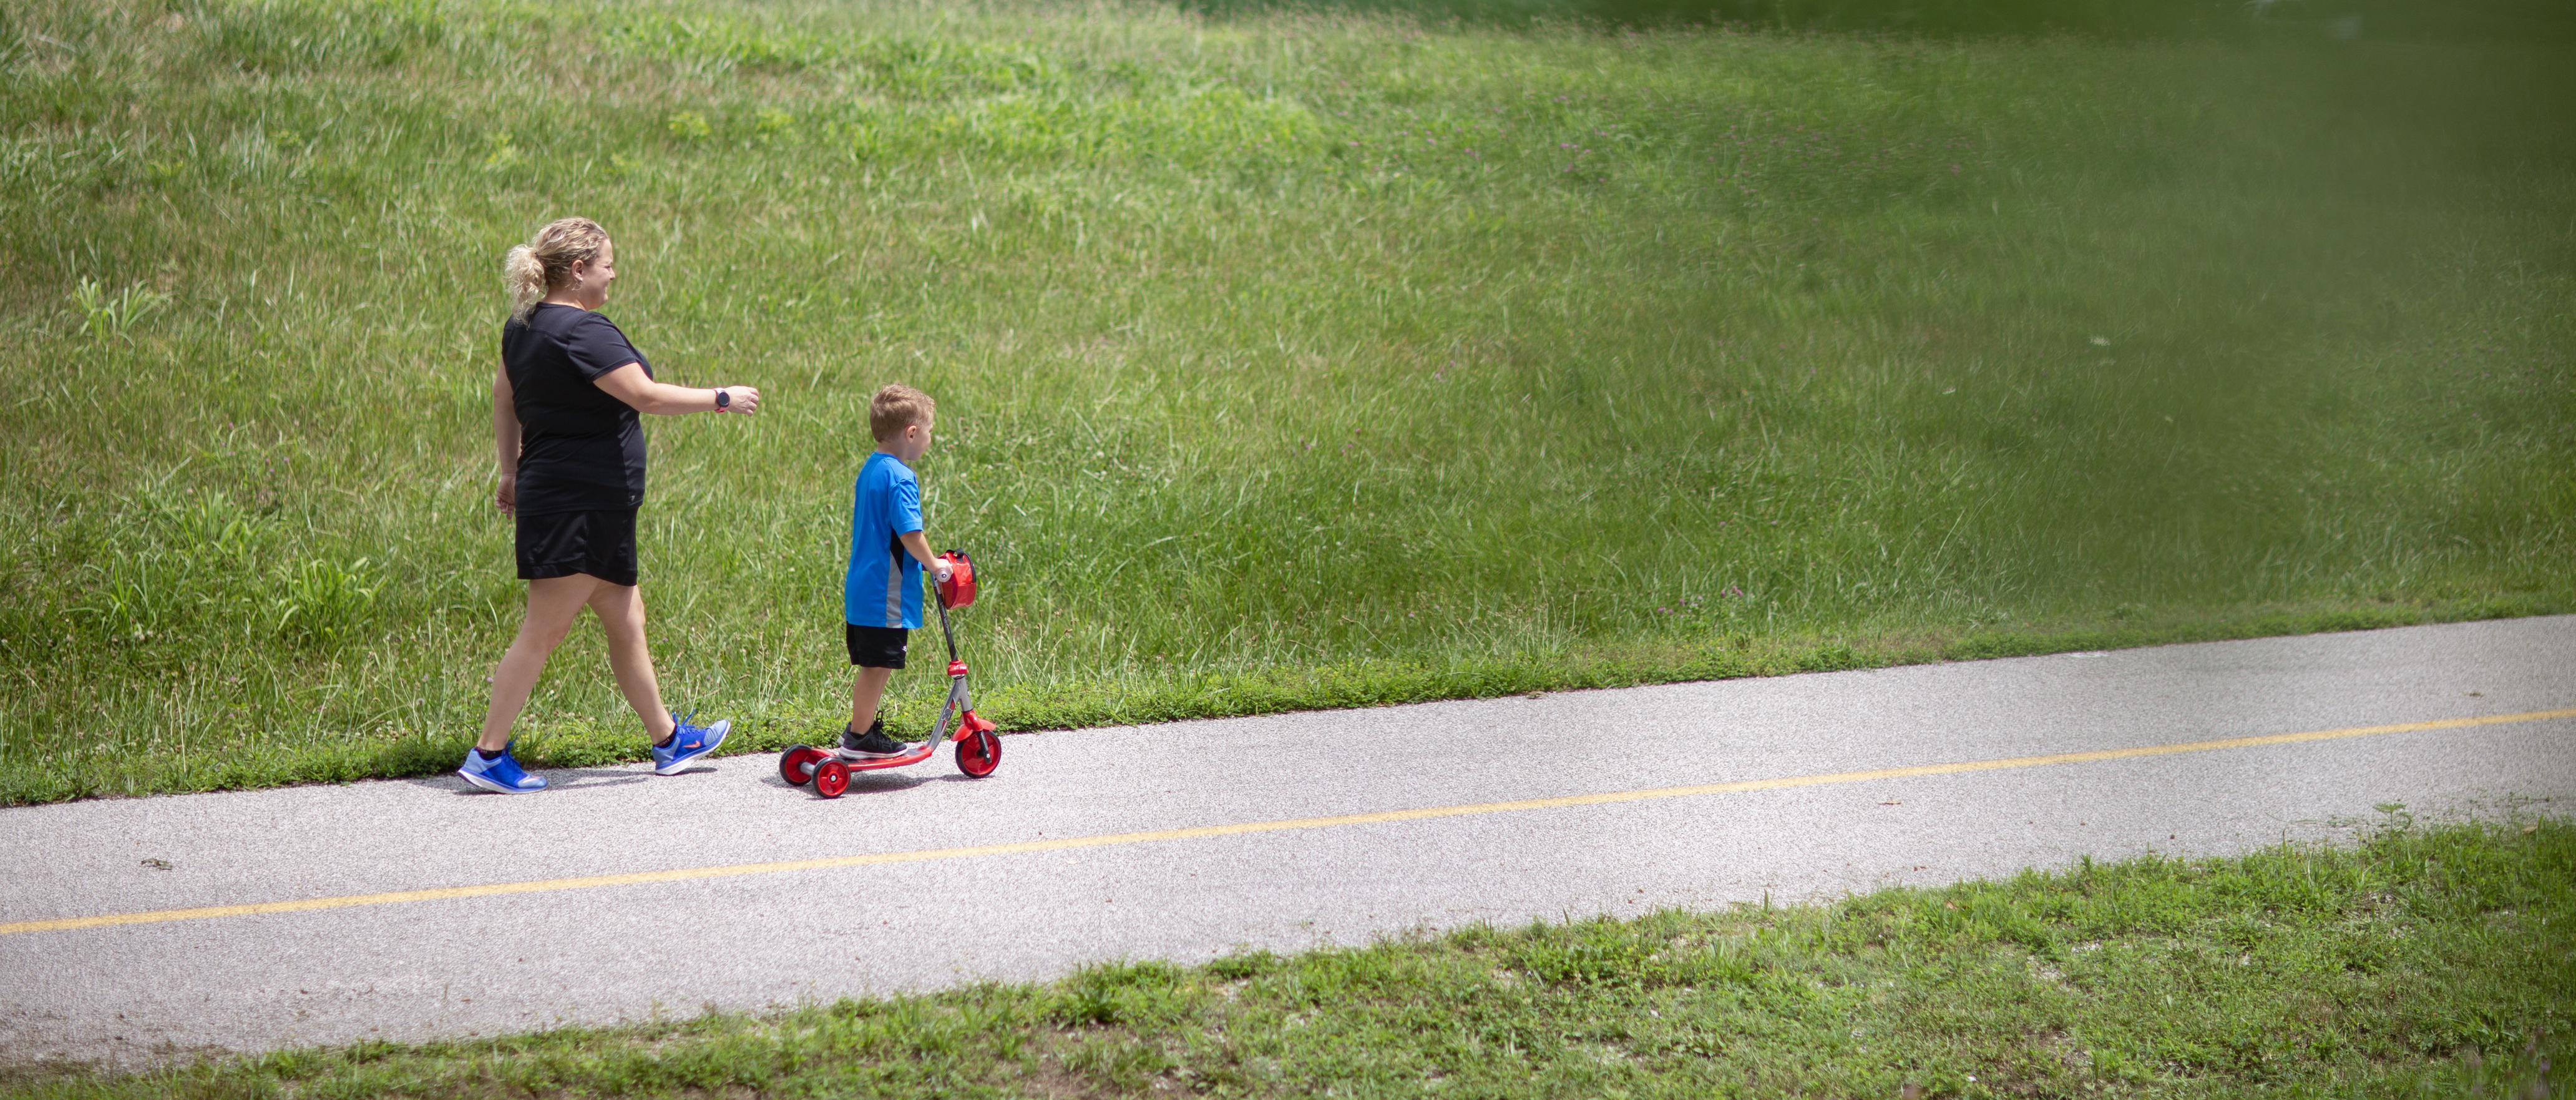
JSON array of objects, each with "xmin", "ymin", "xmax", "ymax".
[{"xmin": 714, "ymin": 388, "xmax": 730, "ymax": 409}]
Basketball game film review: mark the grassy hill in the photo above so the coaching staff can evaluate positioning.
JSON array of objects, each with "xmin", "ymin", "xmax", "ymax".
[{"xmin": 1, "ymin": 0, "xmax": 2570, "ymax": 802}]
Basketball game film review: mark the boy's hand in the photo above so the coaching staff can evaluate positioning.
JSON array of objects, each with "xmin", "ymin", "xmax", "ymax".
[{"xmin": 933, "ymin": 560, "xmax": 955, "ymax": 584}]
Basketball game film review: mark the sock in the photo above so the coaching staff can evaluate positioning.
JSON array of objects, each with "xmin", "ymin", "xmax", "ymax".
[{"xmin": 476, "ymin": 747, "xmax": 505, "ymax": 761}]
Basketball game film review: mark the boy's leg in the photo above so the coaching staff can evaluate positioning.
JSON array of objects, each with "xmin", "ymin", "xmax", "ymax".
[
  {"xmin": 588, "ymin": 581, "xmax": 678, "ymax": 745},
  {"xmin": 850, "ymin": 665, "xmax": 894, "ymax": 730},
  {"xmin": 841, "ymin": 624, "xmax": 910, "ymax": 756},
  {"xmin": 842, "ymin": 665, "xmax": 909, "ymax": 757},
  {"xmin": 476, "ymin": 574, "xmax": 602, "ymax": 752}
]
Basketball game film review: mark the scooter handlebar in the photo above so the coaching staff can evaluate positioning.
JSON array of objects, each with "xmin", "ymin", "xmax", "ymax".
[{"xmin": 934, "ymin": 550, "xmax": 976, "ymax": 609}]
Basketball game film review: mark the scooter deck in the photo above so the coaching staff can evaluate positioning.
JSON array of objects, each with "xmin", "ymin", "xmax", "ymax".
[{"xmin": 830, "ymin": 740, "xmax": 940, "ymax": 771}]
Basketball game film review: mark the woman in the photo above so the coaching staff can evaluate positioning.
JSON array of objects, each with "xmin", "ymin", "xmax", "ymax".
[{"xmin": 461, "ymin": 217, "xmax": 761, "ymax": 794}]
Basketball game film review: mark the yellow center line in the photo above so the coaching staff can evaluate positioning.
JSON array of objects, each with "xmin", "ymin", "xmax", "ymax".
[{"xmin": 6, "ymin": 707, "xmax": 2569, "ymax": 938}]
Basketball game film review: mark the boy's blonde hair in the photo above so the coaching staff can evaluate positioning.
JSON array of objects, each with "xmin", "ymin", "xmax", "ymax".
[{"xmin": 870, "ymin": 384, "xmax": 935, "ymax": 442}]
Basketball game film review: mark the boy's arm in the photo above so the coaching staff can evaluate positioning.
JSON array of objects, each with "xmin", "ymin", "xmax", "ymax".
[{"xmin": 898, "ymin": 529, "xmax": 953, "ymax": 582}]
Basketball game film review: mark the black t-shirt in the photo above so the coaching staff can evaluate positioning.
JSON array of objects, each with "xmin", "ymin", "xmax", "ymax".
[{"xmin": 502, "ymin": 303, "xmax": 651, "ymax": 514}]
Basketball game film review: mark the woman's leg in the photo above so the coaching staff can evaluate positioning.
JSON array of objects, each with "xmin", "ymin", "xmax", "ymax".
[
  {"xmin": 588, "ymin": 581, "xmax": 678, "ymax": 744},
  {"xmin": 477, "ymin": 574, "xmax": 603, "ymax": 752}
]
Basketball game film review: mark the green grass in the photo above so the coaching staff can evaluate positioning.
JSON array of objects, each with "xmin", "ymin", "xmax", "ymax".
[
  {"xmin": 1246, "ymin": 0, "xmax": 2576, "ymax": 40},
  {"xmin": 1, "ymin": 0, "xmax": 2572, "ymax": 804},
  {"xmin": 8, "ymin": 815, "xmax": 2570, "ymax": 1097}
]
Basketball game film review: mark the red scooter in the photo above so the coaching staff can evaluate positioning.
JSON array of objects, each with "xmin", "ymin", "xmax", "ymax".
[{"xmin": 778, "ymin": 551, "xmax": 1000, "ymax": 798}]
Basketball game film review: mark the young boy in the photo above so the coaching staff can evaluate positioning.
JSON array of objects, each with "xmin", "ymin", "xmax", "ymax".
[{"xmin": 839, "ymin": 384, "xmax": 954, "ymax": 759}]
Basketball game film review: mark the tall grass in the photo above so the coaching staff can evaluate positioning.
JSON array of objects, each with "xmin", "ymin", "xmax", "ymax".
[{"xmin": 0, "ymin": 0, "xmax": 2569, "ymax": 802}]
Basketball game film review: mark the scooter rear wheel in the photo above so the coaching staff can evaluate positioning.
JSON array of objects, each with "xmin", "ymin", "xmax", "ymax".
[
  {"xmin": 779, "ymin": 745, "xmax": 825, "ymax": 787},
  {"xmin": 956, "ymin": 730, "xmax": 1000, "ymax": 778},
  {"xmin": 812, "ymin": 758, "xmax": 851, "ymax": 799}
]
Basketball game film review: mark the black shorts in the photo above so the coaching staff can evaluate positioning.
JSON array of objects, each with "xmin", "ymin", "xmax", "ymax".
[
  {"xmin": 846, "ymin": 624, "xmax": 910, "ymax": 669},
  {"xmin": 515, "ymin": 508, "xmax": 639, "ymax": 587}
]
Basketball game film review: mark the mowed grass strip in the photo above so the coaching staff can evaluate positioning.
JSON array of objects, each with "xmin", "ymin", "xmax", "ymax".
[
  {"xmin": 1, "ymin": 0, "xmax": 2572, "ymax": 804},
  {"xmin": 4, "ymin": 816, "xmax": 2566, "ymax": 1097}
]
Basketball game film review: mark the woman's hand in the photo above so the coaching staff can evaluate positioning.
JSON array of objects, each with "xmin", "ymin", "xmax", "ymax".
[
  {"xmin": 495, "ymin": 474, "xmax": 517, "ymax": 516},
  {"xmin": 718, "ymin": 385, "xmax": 761, "ymax": 414}
]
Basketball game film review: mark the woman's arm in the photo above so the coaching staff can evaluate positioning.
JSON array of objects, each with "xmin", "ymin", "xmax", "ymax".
[
  {"xmin": 493, "ymin": 364, "xmax": 520, "ymax": 516},
  {"xmin": 592, "ymin": 363, "xmax": 762, "ymax": 416}
]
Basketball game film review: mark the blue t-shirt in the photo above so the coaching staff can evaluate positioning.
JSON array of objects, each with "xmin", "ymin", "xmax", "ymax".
[{"xmin": 844, "ymin": 452, "xmax": 925, "ymax": 629}]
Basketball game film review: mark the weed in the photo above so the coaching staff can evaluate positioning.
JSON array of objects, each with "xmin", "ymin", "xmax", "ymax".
[{"xmin": 67, "ymin": 279, "xmax": 167, "ymax": 343}]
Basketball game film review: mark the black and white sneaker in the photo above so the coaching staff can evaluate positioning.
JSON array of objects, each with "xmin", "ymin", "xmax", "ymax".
[{"xmin": 837, "ymin": 722, "xmax": 908, "ymax": 759}]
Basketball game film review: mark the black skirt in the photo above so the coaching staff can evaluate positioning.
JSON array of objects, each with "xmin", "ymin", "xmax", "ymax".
[{"xmin": 515, "ymin": 508, "xmax": 639, "ymax": 587}]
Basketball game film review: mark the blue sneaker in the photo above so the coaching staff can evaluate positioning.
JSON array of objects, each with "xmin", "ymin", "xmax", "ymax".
[
  {"xmin": 458, "ymin": 743, "xmax": 547, "ymax": 793},
  {"xmin": 651, "ymin": 715, "xmax": 730, "ymax": 775}
]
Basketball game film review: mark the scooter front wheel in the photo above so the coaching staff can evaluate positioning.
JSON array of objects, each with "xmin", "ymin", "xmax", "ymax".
[
  {"xmin": 812, "ymin": 758, "xmax": 852, "ymax": 798},
  {"xmin": 956, "ymin": 729, "xmax": 1000, "ymax": 778},
  {"xmin": 779, "ymin": 745, "xmax": 826, "ymax": 787}
]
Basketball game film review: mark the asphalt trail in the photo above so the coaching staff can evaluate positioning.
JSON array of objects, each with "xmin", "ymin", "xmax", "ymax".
[{"xmin": 3, "ymin": 616, "xmax": 2570, "ymax": 1066}]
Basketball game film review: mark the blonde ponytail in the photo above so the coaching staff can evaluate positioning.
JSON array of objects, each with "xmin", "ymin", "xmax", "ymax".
[
  {"xmin": 502, "ymin": 217, "xmax": 610, "ymax": 322},
  {"xmin": 503, "ymin": 244, "xmax": 547, "ymax": 322}
]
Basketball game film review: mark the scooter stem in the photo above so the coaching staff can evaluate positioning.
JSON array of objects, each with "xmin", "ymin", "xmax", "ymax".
[{"xmin": 933, "ymin": 592, "xmax": 960, "ymax": 664}]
